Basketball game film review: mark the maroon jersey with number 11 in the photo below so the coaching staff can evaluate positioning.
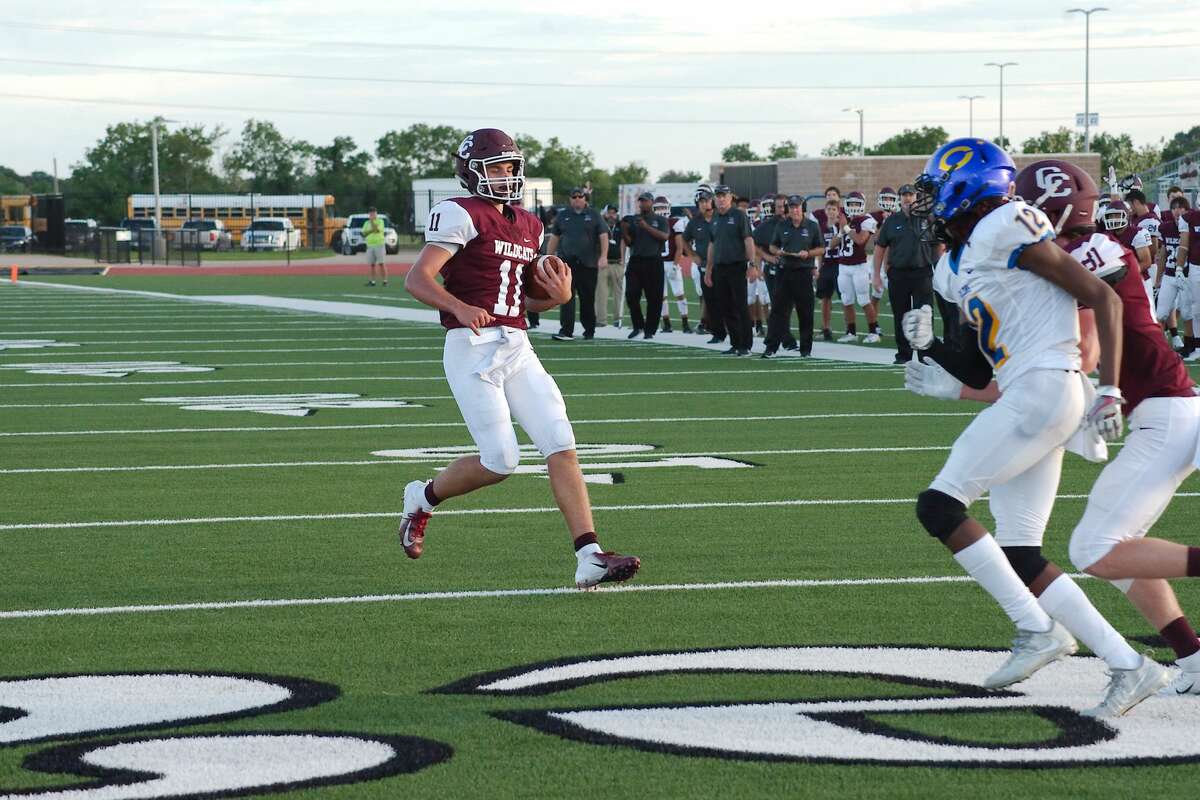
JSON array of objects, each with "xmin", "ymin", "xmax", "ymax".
[{"xmin": 425, "ymin": 196, "xmax": 545, "ymax": 331}]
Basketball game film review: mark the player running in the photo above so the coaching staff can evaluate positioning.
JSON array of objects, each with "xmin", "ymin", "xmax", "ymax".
[
  {"xmin": 901, "ymin": 140, "xmax": 1132, "ymax": 701},
  {"xmin": 400, "ymin": 128, "xmax": 640, "ymax": 590}
]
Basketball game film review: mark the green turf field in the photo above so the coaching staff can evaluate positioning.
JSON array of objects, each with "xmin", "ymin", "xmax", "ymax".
[{"xmin": 2, "ymin": 274, "xmax": 1199, "ymax": 799}]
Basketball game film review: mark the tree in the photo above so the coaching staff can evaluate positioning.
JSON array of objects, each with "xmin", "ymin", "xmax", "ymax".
[
  {"xmin": 657, "ymin": 169, "xmax": 702, "ymax": 182},
  {"xmin": 992, "ymin": 135, "xmax": 1013, "ymax": 151},
  {"xmin": 611, "ymin": 162, "xmax": 649, "ymax": 185},
  {"xmin": 308, "ymin": 136, "xmax": 373, "ymax": 211},
  {"xmin": 375, "ymin": 124, "xmax": 466, "ymax": 179},
  {"xmin": 223, "ymin": 120, "xmax": 310, "ymax": 194},
  {"xmin": 721, "ymin": 143, "xmax": 760, "ymax": 162},
  {"xmin": 868, "ymin": 127, "xmax": 948, "ymax": 156},
  {"xmin": 767, "ymin": 140, "xmax": 798, "ymax": 161},
  {"xmin": 1162, "ymin": 125, "xmax": 1200, "ymax": 163},
  {"xmin": 1089, "ymin": 132, "xmax": 1161, "ymax": 184},
  {"xmin": 1021, "ymin": 127, "xmax": 1079, "ymax": 154},
  {"xmin": 820, "ymin": 139, "xmax": 859, "ymax": 157}
]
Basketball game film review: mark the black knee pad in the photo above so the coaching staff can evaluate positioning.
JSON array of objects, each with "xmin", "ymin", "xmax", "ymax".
[
  {"xmin": 915, "ymin": 489, "xmax": 967, "ymax": 542},
  {"xmin": 1001, "ymin": 546, "xmax": 1049, "ymax": 587}
]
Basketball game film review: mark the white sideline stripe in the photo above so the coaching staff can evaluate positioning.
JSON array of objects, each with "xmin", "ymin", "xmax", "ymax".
[
  {"xmin": 0, "ymin": 445, "xmax": 953, "ymax": 475},
  {"xmin": 0, "ymin": 575, "xmax": 976, "ymax": 620},
  {"xmin": 0, "ymin": 412, "xmax": 970, "ymax": 438},
  {"xmin": 1, "ymin": 367, "xmax": 900, "ymax": 388},
  {"xmin": 0, "ymin": 388, "xmax": 909, "ymax": 411},
  {"xmin": 7, "ymin": 493, "xmax": 1190, "ymax": 533}
]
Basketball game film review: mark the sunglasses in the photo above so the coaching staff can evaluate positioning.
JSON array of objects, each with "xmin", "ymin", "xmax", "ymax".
[{"xmin": 570, "ymin": 193, "xmax": 585, "ymax": 199}]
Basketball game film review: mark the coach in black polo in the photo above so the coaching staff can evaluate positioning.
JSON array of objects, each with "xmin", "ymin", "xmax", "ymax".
[
  {"xmin": 623, "ymin": 191, "xmax": 671, "ymax": 339},
  {"xmin": 548, "ymin": 187, "xmax": 609, "ymax": 340},
  {"xmin": 705, "ymin": 184, "xmax": 755, "ymax": 355},
  {"xmin": 873, "ymin": 183, "xmax": 937, "ymax": 363},
  {"xmin": 764, "ymin": 196, "xmax": 824, "ymax": 357}
]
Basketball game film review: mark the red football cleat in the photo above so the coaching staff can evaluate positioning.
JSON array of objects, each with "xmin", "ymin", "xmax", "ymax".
[
  {"xmin": 575, "ymin": 551, "xmax": 641, "ymax": 590},
  {"xmin": 399, "ymin": 480, "xmax": 434, "ymax": 559}
]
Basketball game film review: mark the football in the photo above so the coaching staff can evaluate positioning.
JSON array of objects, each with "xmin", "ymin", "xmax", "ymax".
[{"xmin": 524, "ymin": 255, "xmax": 564, "ymax": 300}]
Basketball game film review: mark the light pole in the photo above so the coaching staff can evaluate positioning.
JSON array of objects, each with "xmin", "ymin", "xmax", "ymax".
[
  {"xmin": 958, "ymin": 95, "xmax": 984, "ymax": 137},
  {"xmin": 1068, "ymin": 7, "xmax": 1107, "ymax": 153},
  {"xmin": 842, "ymin": 107, "xmax": 864, "ymax": 156},
  {"xmin": 150, "ymin": 117, "xmax": 179, "ymax": 257},
  {"xmin": 984, "ymin": 62, "xmax": 1017, "ymax": 147}
]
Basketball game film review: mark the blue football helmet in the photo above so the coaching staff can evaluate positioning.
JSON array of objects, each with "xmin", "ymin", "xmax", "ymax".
[{"xmin": 914, "ymin": 138, "xmax": 1016, "ymax": 222}]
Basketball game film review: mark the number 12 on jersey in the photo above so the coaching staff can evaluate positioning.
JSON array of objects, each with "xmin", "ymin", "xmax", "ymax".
[{"xmin": 967, "ymin": 296, "xmax": 1009, "ymax": 368}]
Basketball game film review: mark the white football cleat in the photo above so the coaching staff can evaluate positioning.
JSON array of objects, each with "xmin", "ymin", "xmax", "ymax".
[
  {"xmin": 574, "ymin": 551, "xmax": 641, "ymax": 590},
  {"xmin": 398, "ymin": 479, "xmax": 434, "ymax": 559},
  {"xmin": 837, "ymin": 332, "xmax": 858, "ymax": 343},
  {"xmin": 863, "ymin": 332, "xmax": 882, "ymax": 344},
  {"xmin": 1082, "ymin": 654, "xmax": 1172, "ymax": 717},
  {"xmin": 983, "ymin": 621, "xmax": 1077, "ymax": 689},
  {"xmin": 1171, "ymin": 334, "xmax": 1185, "ymax": 350},
  {"xmin": 1161, "ymin": 663, "xmax": 1200, "ymax": 696}
]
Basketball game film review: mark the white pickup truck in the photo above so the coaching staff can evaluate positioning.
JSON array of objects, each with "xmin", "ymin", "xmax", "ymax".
[
  {"xmin": 340, "ymin": 213, "xmax": 399, "ymax": 255},
  {"xmin": 241, "ymin": 217, "xmax": 301, "ymax": 251}
]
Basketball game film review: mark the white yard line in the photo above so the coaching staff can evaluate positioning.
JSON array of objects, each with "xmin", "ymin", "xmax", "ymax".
[
  {"xmin": 0, "ymin": 574, "xmax": 977, "ymax": 621},
  {"xmin": 0, "ymin": 412, "xmax": 970, "ymax": 438},
  {"xmin": 0, "ymin": 445, "xmax": 954, "ymax": 475}
]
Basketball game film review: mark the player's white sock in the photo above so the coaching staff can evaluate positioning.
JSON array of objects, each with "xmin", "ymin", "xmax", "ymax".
[
  {"xmin": 953, "ymin": 537, "xmax": 1052, "ymax": 632},
  {"xmin": 1178, "ymin": 649, "xmax": 1200, "ymax": 670},
  {"xmin": 576, "ymin": 542, "xmax": 601, "ymax": 561},
  {"xmin": 676, "ymin": 298, "xmax": 688, "ymax": 316},
  {"xmin": 1037, "ymin": 575, "xmax": 1141, "ymax": 670}
]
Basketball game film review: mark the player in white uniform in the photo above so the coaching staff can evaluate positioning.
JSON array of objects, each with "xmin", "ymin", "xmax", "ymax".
[
  {"xmin": 902, "ymin": 140, "xmax": 1128, "ymax": 696},
  {"xmin": 834, "ymin": 192, "xmax": 881, "ymax": 342},
  {"xmin": 654, "ymin": 196, "xmax": 692, "ymax": 333}
]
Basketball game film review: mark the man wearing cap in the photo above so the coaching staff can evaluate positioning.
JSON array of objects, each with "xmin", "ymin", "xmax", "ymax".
[
  {"xmin": 548, "ymin": 188, "xmax": 609, "ymax": 341},
  {"xmin": 763, "ymin": 196, "xmax": 824, "ymax": 358},
  {"xmin": 623, "ymin": 191, "xmax": 671, "ymax": 339},
  {"xmin": 682, "ymin": 185, "xmax": 721, "ymax": 340},
  {"xmin": 872, "ymin": 183, "xmax": 937, "ymax": 363},
  {"xmin": 754, "ymin": 193, "xmax": 793, "ymax": 348},
  {"xmin": 595, "ymin": 204, "xmax": 625, "ymax": 328},
  {"xmin": 705, "ymin": 184, "xmax": 756, "ymax": 355}
]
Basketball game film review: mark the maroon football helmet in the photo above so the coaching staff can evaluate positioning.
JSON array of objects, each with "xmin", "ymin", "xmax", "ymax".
[
  {"xmin": 454, "ymin": 128, "xmax": 525, "ymax": 202},
  {"xmin": 877, "ymin": 187, "xmax": 900, "ymax": 212},
  {"xmin": 1103, "ymin": 199, "xmax": 1130, "ymax": 232},
  {"xmin": 653, "ymin": 196, "xmax": 671, "ymax": 217},
  {"xmin": 844, "ymin": 191, "xmax": 867, "ymax": 216},
  {"xmin": 1013, "ymin": 160, "xmax": 1099, "ymax": 235}
]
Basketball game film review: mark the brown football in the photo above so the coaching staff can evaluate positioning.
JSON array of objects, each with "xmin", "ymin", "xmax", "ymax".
[{"xmin": 524, "ymin": 255, "xmax": 564, "ymax": 300}]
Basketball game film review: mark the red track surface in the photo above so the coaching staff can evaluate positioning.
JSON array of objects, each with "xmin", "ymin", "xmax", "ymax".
[{"xmin": 105, "ymin": 263, "xmax": 415, "ymax": 277}]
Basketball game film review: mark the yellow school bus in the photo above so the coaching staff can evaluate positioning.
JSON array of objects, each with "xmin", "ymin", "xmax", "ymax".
[{"xmin": 126, "ymin": 193, "xmax": 338, "ymax": 247}]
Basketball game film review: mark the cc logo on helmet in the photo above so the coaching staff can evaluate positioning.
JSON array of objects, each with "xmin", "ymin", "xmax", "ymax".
[
  {"xmin": 457, "ymin": 134, "xmax": 475, "ymax": 159},
  {"xmin": 1034, "ymin": 166, "xmax": 1073, "ymax": 200},
  {"xmin": 937, "ymin": 146, "xmax": 975, "ymax": 172}
]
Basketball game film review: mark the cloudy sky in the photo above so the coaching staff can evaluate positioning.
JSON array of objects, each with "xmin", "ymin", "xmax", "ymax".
[{"xmin": 0, "ymin": 0, "xmax": 1195, "ymax": 180}]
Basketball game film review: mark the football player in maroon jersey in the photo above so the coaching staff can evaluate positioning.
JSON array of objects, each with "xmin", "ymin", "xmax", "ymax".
[
  {"xmin": 400, "ymin": 129, "xmax": 640, "ymax": 590},
  {"xmin": 813, "ymin": 188, "xmax": 843, "ymax": 341},
  {"xmin": 833, "ymin": 191, "xmax": 881, "ymax": 343},
  {"xmin": 1176, "ymin": 196, "xmax": 1200, "ymax": 360}
]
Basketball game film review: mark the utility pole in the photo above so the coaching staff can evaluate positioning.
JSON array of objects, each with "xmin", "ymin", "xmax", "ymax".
[
  {"xmin": 52, "ymin": 157, "xmax": 59, "ymax": 194},
  {"xmin": 842, "ymin": 107, "xmax": 864, "ymax": 156},
  {"xmin": 958, "ymin": 95, "xmax": 984, "ymax": 137},
  {"xmin": 984, "ymin": 62, "xmax": 1017, "ymax": 147},
  {"xmin": 1068, "ymin": 7, "xmax": 1107, "ymax": 152}
]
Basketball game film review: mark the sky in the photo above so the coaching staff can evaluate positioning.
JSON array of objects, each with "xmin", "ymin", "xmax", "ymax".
[{"xmin": 0, "ymin": 0, "xmax": 1195, "ymax": 181}]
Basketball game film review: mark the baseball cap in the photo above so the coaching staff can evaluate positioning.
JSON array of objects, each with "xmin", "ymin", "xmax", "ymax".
[
  {"xmin": 637, "ymin": 191, "xmax": 655, "ymax": 201},
  {"xmin": 713, "ymin": 184, "xmax": 732, "ymax": 195},
  {"xmin": 570, "ymin": 187, "xmax": 586, "ymax": 197},
  {"xmin": 787, "ymin": 194, "xmax": 804, "ymax": 206},
  {"xmin": 898, "ymin": 183, "xmax": 916, "ymax": 194}
]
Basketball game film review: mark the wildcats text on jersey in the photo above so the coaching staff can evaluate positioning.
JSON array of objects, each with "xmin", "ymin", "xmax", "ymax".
[{"xmin": 494, "ymin": 240, "xmax": 537, "ymax": 263}]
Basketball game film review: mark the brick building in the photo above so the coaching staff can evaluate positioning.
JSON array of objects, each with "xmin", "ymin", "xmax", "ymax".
[{"xmin": 710, "ymin": 153, "xmax": 1103, "ymax": 206}]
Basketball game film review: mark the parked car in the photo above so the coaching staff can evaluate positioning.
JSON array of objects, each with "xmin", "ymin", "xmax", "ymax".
[
  {"xmin": 64, "ymin": 219, "xmax": 98, "ymax": 253},
  {"xmin": 340, "ymin": 213, "xmax": 399, "ymax": 255},
  {"xmin": 241, "ymin": 217, "xmax": 300, "ymax": 251},
  {"xmin": 179, "ymin": 219, "xmax": 233, "ymax": 251},
  {"xmin": 120, "ymin": 217, "xmax": 159, "ymax": 249},
  {"xmin": 0, "ymin": 225, "xmax": 34, "ymax": 253}
]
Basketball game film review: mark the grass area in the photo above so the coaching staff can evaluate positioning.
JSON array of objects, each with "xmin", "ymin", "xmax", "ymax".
[
  {"xmin": 2, "ymin": 274, "xmax": 1199, "ymax": 798},
  {"xmin": 199, "ymin": 249, "xmax": 336, "ymax": 262}
]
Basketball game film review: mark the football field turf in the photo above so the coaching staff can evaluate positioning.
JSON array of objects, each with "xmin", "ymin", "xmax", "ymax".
[{"xmin": 3, "ymin": 274, "xmax": 1200, "ymax": 799}]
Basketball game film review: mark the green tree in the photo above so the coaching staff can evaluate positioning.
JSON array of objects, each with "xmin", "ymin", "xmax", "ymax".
[
  {"xmin": 657, "ymin": 169, "xmax": 702, "ymax": 182},
  {"xmin": 308, "ymin": 136, "xmax": 373, "ymax": 211},
  {"xmin": 820, "ymin": 139, "xmax": 859, "ymax": 157},
  {"xmin": 0, "ymin": 166, "xmax": 30, "ymax": 194},
  {"xmin": 1021, "ymin": 127, "xmax": 1079, "ymax": 154},
  {"xmin": 223, "ymin": 119, "xmax": 311, "ymax": 194},
  {"xmin": 375, "ymin": 124, "xmax": 466, "ymax": 179},
  {"xmin": 767, "ymin": 140, "xmax": 799, "ymax": 161},
  {"xmin": 868, "ymin": 126, "xmax": 948, "ymax": 156},
  {"xmin": 992, "ymin": 135, "xmax": 1013, "ymax": 151},
  {"xmin": 611, "ymin": 162, "xmax": 649, "ymax": 185},
  {"xmin": 1161, "ymin": 125, "xmax": 1200, "ymax": 163},
  {"xmin": 721, "ymin": 143, "xmax": 760, "ymax": 162},
  {"xmin": 1090, "ymin": 132, "xmax": 1161, "ymax": 183}
]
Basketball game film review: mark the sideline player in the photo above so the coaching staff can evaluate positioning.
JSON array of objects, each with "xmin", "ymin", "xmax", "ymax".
[
  {"xmin": 400, "ymin": 128, "xmax": 640, "ymax": 590},
  {"xmin": 1154, "ymin": 195, "xmax": 1188, "ymax": 350},
  {"xmin": 813, "ymin": 187, "xmax": 842, "ymax": 341},
  {"xmin": 655, "ymin": 196, "xmax": 692, "ymax": 333},
  {"xmin": 1176, "ymin": 197, "xmax": 1200, "ymax": 359},
  {"xmin": 834, "ymin": 191, "xmax": 881, "ymax": 342},
  {"xmin": 908, "ymin": 159, "xmax": 1172, "ymax": 716},
  {"xmin": 1102, "ymin": 199, "xmax": 1153, "ymax": 304},
  {"xmin": 901, "ymin": 140, "xmax": 1131, "ymax": 698}
]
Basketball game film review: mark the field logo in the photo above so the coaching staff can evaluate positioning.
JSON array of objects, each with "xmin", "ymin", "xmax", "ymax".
[
  {"xmin": 0, "ymin": 672, "xmax": 450, "ymax": 798},
  {"xmin": 141, "ymin": 393, "xmax": 422, "ymax": 417},
  {"xmin": 0, "ymin": 361, "xmax": 215, "ymax": 378},
  {"xmin": 0, "ymin": 339, "xmax": 79, "ymax": 351},
  {"xmin": 372, "ymin": 443, "xmax": 754, "ymax": 484},
  {"xmin": 437, "ymin": 645, "xmax": 1200, "ymax": 767}
]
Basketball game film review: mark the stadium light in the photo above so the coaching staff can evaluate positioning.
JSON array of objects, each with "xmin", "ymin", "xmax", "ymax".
[
  {"xmin": 842, "ymin": 108, "xmax": 864, "ymax": 157},
  {"xmin": 958, "ymin": 95, "xmax": 984, "ymax": 137},
  {"xmin": 1068, "ymin": 7, "xmax": 1107, "ymax": 153},
  {"xmin": 984, "ymin": 63, "xmax": 1017, "ymax": 147},
  {"xmin": 150, "ymin": 117, "xmax": 180, "ymax": 231}
]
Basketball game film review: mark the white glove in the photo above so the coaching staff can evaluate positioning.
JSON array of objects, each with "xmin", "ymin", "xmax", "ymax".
[
  {"xmin": 905, "ymin": 354, "xmax": 963, "ymax": 400},
  {"xmin": 901, "ymin": 304, "xmax": 935, "ymax": 350},
  {"xmin": 1086, "ymin": 385, "xmax": 1125, "ymax": 441}
]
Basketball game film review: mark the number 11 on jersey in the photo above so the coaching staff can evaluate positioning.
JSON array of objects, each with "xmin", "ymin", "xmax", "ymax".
[{"xmin": 493, "ymin": 259, "xmax": 524, "ymax": 317}]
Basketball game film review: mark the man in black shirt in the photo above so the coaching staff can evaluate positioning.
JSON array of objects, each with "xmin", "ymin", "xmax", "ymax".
[
  {"xmin": 548, "ymin": 187, "xmax": 609, "ymax": 341},
  {"xmin": 623, "ymin": 191, "xmax": 671, "ymax": 339},
  {"xmin": 873, "ymin": 184, "xmax": 939, "ymax": 363},
  {"xmin": 705, "ymin": 184, "xmax": 756, "ymax": 355},
  {"xmin": 764, "ymin": 196, "xmax": 824, "ymax": 357},
  {"xmin": 754, "ymin": 193, "xmax": 795, "ymax": 348},
  {"xmin": 682, "ymin": 185, "xmax": 722, "ymax": 340}
]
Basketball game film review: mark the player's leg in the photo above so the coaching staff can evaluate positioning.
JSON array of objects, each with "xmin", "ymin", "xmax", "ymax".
[
  {"xmin": 855, "ymin": 266, "xmax": 880, "ymax": 342},
  {"xmin": 817, "ymin": 268, "xmax": 834, "ymax": 341},
  {"xmin": 1125, "ymin": 579, "xmax": 1200, "ymax": 693},
  {"xmin": 668, "ymin": 265, "xmax": 691, "ymax": 332},
  {"xmin": 1175, "ymin": 273, "xmax": 1194, "ymax": 352},
  {"xmin": 660, "ymin": 262, "xmax": 674, "ymax": 332},
  {"xmin": 504, "ymin": 349, "xmax": 640, "ymax": 589},
  {"xmin": 837, "ymin": 265, "xmax": 857, "ymax": 341}
]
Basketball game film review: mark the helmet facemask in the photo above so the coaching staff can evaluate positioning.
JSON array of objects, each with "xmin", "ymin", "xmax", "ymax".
[
  {"xmin": 1103, "ymin": 207, "xmax": 1128, "ymax": 231},
  {"xmin": 467, "ymin": 154, "xmax": 526, "ymax": 202}
]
